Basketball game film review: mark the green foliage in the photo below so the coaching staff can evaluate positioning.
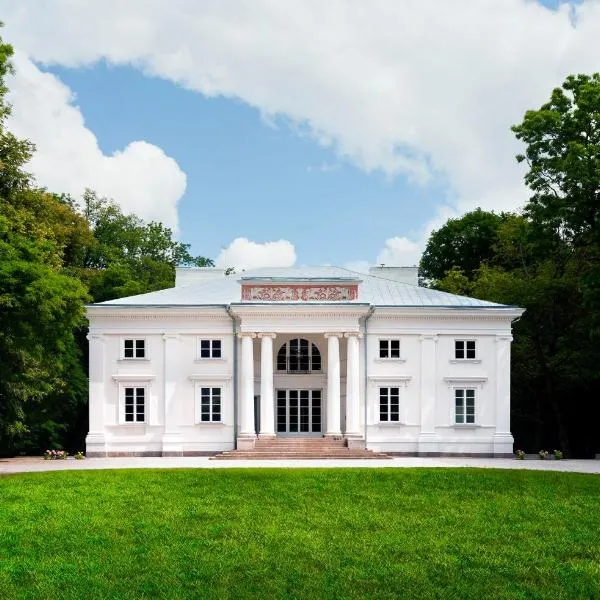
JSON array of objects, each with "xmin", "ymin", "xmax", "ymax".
[
  {"xmin": 0, "ymin": 25, "xmax": 213, "ymax": 454},
  {"xmin": 80, "ymin": 189, "xmax": 213, "ymax": 301},
  {"xmin": 1, "ymin": 469, "xmax": 599, "ymax": 599},
  {"xmin": 420, "ymin": 208, "xmax": 509, "ymax": 281},
  {"xmin": 426, "ymin": 73, "xmax": 600, "ymax": 457}
]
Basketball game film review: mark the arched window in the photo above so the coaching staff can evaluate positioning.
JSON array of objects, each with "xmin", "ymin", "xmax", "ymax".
[{"xmin": 277, "ymin": 339, "xmax": 321, "ymax": 373}]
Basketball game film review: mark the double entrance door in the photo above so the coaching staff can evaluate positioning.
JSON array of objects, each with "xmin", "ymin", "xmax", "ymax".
[{"xmin": 276, "ymin": 389, "xmax": 322, "ymax": 434}]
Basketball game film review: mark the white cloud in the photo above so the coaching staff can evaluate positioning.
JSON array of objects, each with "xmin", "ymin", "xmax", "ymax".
[
  {"xmin": 215, "ymin": 238, "xmax": 297, "ymax": 270},
  {"xmin": 376, "ymin": 237, "xmax": 422, "ymax": 267},
  {"xmin": 2, "ymin": 0, "xmax": 600, "ymax": 247},
  {"xmin": 5, "ymin": 52, "xmax": 186, "ymax": 230}
]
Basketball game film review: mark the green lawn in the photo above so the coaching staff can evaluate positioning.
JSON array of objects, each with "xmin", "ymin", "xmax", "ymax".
[{"xmin": 0, "ymin": 469, "xmax": 599, "ymax": 599}]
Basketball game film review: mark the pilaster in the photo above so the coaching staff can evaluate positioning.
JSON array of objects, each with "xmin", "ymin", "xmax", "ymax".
[
  {"xmin": 162, "ymin": 333, "xmax": 183, "ymax": 456},
  {"xmin": 494, "ymin": 334, "xmax": 514, "ymax": 457},
  {"xmin": 418, "ymin": 333, "xmax": 439, "ymax": 455},
  {"xmin": 86, "ymin": 333, "xmax": 107, "ymax": 457}
]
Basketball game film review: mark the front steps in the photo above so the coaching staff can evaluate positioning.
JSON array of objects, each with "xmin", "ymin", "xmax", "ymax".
[{"xmin": 211, "ymin": 437, "xmax": 391, "ymax": 460}]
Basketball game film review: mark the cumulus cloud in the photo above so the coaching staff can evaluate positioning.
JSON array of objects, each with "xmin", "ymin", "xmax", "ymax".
[
  {"xmin": 376, "ymin": 237, "xmax": 422, "ymax": 267},
  {"xmin": 5, "ymin": 52, "xmax": 186, "ymax": 230},
  {"xmin": 215, "ymin": 238, "xmax": 297, "ymax": 270},
  {"xmin": 3, "ymin": 0, "xmax": 600, "ymax": 253}
]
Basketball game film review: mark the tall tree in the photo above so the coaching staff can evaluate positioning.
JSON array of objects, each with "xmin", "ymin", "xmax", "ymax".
[{"xmin": 420, "ymin": 209, "xmax": 509, "ymax": 283}]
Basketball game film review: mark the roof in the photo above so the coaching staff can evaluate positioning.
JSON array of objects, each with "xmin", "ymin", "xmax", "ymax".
[{"xmin": 93, "ymin": 266, "xmax": 513, "ymax": 309}]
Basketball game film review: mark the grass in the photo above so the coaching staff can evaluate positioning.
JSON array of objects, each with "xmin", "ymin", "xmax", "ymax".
[{"xmin": 0, "ymin": 468, "xmax": 599, "ymax": 599}]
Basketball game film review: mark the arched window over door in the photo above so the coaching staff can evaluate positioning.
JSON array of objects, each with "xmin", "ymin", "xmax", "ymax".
[{"xmin": 277, "ymin": 339, "xmax": 322, "ymax": 373}]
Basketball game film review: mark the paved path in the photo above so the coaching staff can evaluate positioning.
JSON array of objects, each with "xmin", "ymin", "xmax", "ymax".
[{"xmin": 1, "ymin": 456, "xmax": 599, "ymax": 474}]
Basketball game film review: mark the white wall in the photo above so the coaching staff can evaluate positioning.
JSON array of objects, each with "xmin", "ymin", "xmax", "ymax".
[{"xmin": 87, "ymin": 306, "xmax": 517, "ymax": 456}]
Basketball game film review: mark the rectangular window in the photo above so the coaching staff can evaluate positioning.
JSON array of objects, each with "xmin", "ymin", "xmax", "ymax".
[
  {"xmin": 379, "ymin": 387, "xmax": 400, "ymax": 422},
  {"xmin": 455, "ymin": 388, "xmax": 475, "ymax": 424},
  {"xmin": 200, "ymin": 387, "xmax": 222, "ymax": 422},
  {"xmin": 455, "ymin": 340, "xmax": 476, "ymax": 360},
  {"xmin": 123, "ymin": 339, "xmax": 145, "ymax": 359},
  {"xmin": 124, "ymin": 387, "xmax": 146, "ymax": 423},
  {"xmin": 379, "ymin": 339, "xmax": 401, "ymax": 359},
  {"xmin": 199, "ymin": 339, "xmax": 222, "ymax": 359}
]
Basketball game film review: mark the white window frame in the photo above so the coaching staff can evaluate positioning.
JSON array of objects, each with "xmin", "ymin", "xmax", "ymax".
[
  {"xmin": 120, "ymin": 337, "xmax": 148, "ymax": 361},
  {"xmin": 378, "ymin": 386, "xmax": 401, "ymax": 423},
  {"xmin": 377, "ymin": 338, "xmax": 404, "ymax": 361},
  {"xmin": 196, "ymin": 337, "xmax": 224, "ymax": 360},
  {"xmin": 194, "ymin": 384, "xmax": 223, "ymax": 424},
  {"xmin": 453, "ymin": 339, "xmax": 478, "ymax": 361},
  {"xmin": 453, "ymin": 387, "xmax": 476, "ymax": 426},
  {"xmin": 118, "ymin": 383, "xmax": 148, "ymax": 425}
]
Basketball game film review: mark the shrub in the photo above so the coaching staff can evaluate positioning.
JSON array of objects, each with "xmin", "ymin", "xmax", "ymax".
[
  {"xmin": 515, "ymin": 450, "xmax": 525, "ymax": 460},
  {"xmin": 74, "ymin": 451, "xmax": 85, "ymax": 460},
  {"xmin": 43, "ymin": 449, "xmax": 68, "ymax": 460},
  {"xmin": 538, "ymin": 450, "xmax": 549, "ymax": 460},
  {"xmin": 553, "ymin": 449, "xmax": 563, "ymax": 460}
]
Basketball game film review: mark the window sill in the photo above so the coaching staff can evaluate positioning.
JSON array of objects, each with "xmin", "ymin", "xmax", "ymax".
[
  {"xmin": 449, "ymin": 359, "xmax": 481, "ymax": 364},
  {"xmin": 118, "ymin": 358, "xmax": 150, "ymax": 363},
  {"xmin": 376, "ymin": 421, "xmax": 405, "ymax": 426},
  {"xmin": 194, "ymin": 358, "xmax": 226, "ymax": 363},
  {"xmin": 195, "ymin": 421, "xmax": 226, "ymax": 426},
  {"xmin": 374, "ymin": 358, "xmax": 407, "ymax": 363},
  {"xmin": 453, "ymin": 424, "xmax": 479, "ymax": 429}
]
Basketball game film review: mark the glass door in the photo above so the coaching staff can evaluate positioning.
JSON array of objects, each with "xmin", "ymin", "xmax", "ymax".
[{"xmin": 276, "ymin": 389, "xmax": 322, "ymax": 434}]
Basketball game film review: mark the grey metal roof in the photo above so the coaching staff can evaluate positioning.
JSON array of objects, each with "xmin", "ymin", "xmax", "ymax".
[{"xmin": 95, "ymin": 266, "xmax": 510, "ymax": 308}]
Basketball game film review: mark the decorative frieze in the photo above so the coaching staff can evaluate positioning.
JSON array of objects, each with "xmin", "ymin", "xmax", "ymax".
[{"xmin": 241, "ymin": 284, "xmax": 359, "ymax": 302}]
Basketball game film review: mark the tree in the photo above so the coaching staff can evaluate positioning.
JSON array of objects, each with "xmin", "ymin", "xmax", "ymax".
[{"xmin": 419, "ymin": 209, "xmax": 509, "ymax": 282}]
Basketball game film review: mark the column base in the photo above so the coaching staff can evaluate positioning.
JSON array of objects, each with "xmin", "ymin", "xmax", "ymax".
[
  {"xmin": 493, "ymin": 433, "xmax": 514, "ymax": 457},
  {"xmin": 258, "ymin": 433, "xmax": 276, "ymax": 439},
  {"xmin": 85, "ymin": 432, "xmax": 107, "ymax": 457},
  {"xmin": 324, "ymin": 432, "xmax": 343, "ymax": 439},
  {"xmin": 417, "ymin": 433, "xmax": 439, "ymax": 456},
  {"xmin": 161, "ymin": 432, "xmax": 184, "ymax": 457},
  {"xmin": 345, "ymin": 435, "xmax": 365, "ymax": 450},
  {"xmin": 237, "ymin": 435, "xmax": 257, "ymax": 450}
]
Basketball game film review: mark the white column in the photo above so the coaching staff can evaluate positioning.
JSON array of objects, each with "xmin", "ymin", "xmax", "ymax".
[
  {"xmin": 344, "ymin": 332, "xmax": 362, "ymax": 439},
  {"xmin": 162, "ymin": 333, "xmax": 183, "ymax": 456},
  {"xmin": 418, "ymin": 334, "xmax": 439, "ymax": 455},
  {"xmin": 259, "ymin": 333, "xmax": 276, "ymax": 438},
  {"xmin": 86, "ymin": 333, "xmax": 106, "ymax": 457},
  {"xmin": 494, "ymin": 334, "xmax": 514, "ymax": 457},
  {"xmin": 325, "ymin": 333, "xmax": 342, "ymax": 436},
  {"xmin": 238, "ymin": 332, "xmax": 257, "ymax": 448}
]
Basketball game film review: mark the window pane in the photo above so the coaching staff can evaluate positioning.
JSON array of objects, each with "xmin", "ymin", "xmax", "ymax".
[
  {"xmin": 212, "ymin": 388, "xmax": 221, "ymax": 397},
  {"xmin": 379, "ymin": 340, "xmax": 388, "ymax": 358},
  {"xmin": 390, "ymin": 340, "xmax": 400, "ymax": 358},
  {"xmin": 135, "ymin": 340, "xmax": 145, "ymax": 358},
  {"xmin": 455, "ymin": 341, "xmax": 464, "ymax": 359},
  {"xmin": 466, "ymin": 341, "xmax": 476, "ymax": 359},
  {"xmin": 212, "ymin": 412, "xmax": 221, "ymax": 422},
  {"xmin": 277, "ymin": 346, "xmax": 287, "ymax": 370}
]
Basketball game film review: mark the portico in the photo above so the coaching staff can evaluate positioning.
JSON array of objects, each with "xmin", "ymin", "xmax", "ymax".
[{"xmin": 233, "ymin": 305, "xmax": 369, "ymax": 449}]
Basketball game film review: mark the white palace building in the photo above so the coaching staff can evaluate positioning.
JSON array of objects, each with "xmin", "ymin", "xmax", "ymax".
[{"xmin": 85, "ymin": 266, "xmax": 524, "ymax": 458}]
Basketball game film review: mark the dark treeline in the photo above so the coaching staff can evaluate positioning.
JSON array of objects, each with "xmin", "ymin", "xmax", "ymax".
[
  {"xmin": 420, "ymin": 74, "xmax": 600, "ymax": 457},
  {"xmin": 0, "ymin": 33, "xmax": 212, "ymax": 456}
]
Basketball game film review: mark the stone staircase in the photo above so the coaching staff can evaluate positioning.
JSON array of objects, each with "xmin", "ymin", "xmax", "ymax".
[{"xmin": 211, "ymin": 437, "xmax": 391, "ymax": 460}]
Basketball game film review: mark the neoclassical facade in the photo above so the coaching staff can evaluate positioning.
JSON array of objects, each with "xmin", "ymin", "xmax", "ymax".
[{"xmin": 86, "ymin": 266, "xmax": 523, "ymax": 457}]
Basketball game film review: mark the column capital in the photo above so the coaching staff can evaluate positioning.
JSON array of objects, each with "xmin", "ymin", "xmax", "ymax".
[
  {"xmin": 324, "ymin": 332, "xmax": 343, "ymax": 339},
  {"xmin": 162, "ymin": 333, "xmax": 181, "ymax": 341},
  {"xmin": 344, "ymin": 332, "xmax": 363, "ymax": 339},
  {"xmin": 257, "ymin": 332, "xmax": 277, "ymax": 339},
  {"xmin": 495, "ymin": 334, "xmax": 513, "ymax": 343},
  {"xmin": 419, "ymin": 334, "xmax": 438, "ymax": 343},
  {"xmin": 237, "ymin": 332, "xmax": 257, "ymax": 339},
  {"xmin": 86, "ymin": 333, "xmax": 105, "ymax": 342}
]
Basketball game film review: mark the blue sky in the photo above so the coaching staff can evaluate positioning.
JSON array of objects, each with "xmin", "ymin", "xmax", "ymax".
[
  {"xmin": 2, "ymin": 0, "xmax": 592, "ymax": 270},
  {"xmin": 45, "ymin": 63, "xmax": 444, "ymax": 266}
]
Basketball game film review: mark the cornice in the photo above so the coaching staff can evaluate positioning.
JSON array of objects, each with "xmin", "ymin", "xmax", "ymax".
[{"xmin": 87, "ymin": 307, "xmax": 230, "ymax": 321}]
